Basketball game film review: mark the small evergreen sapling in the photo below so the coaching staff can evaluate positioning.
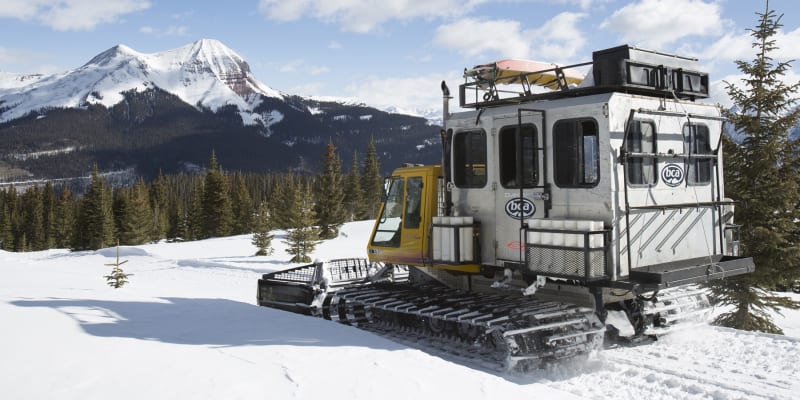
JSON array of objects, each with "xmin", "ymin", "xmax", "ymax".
[{"xmin": 104, "ymin": 240, "xmax": 132, "ymax": 289}]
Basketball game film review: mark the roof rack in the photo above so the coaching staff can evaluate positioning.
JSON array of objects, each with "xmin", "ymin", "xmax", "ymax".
[{"xmin": 459, "ymin": 45, "xmax": 709, "ymax": 109}]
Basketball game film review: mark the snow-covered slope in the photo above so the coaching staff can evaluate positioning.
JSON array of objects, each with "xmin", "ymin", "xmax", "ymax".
[
  {"xmin": 0, "ymin": 39, "xmax": 284, "ymax": 125},
  {"xmin": 1, "ymin": 221, "xmax": 799, "ymax": 399}
]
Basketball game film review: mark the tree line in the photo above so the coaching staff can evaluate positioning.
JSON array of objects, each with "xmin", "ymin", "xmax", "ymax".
[{"xmin": 0, "ymin": 137, "xmax": 384, "ymax": 263}]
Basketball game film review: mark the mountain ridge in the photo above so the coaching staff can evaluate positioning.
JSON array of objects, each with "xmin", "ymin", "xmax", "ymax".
[{"xmin": 0, "ymin": 39, "xmax": 441, "ymax": 183}]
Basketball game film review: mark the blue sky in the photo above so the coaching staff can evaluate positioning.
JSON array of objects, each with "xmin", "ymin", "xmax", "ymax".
[{"xmin": 1, "ymin": 0, "xmax": 798, "ymax": 113}]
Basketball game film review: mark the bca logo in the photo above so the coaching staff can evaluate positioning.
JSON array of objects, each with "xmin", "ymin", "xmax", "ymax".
[
  {"xmin": 661, "ymin": 164, "xmax": 684, "ymax": 187},
  {"xmin": 505, "ymin": 198, "xmax": 535, "ymax": 219}
]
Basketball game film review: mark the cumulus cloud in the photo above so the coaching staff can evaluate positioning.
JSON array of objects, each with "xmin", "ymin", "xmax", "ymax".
[
  {"xmin": 600, "ymin": 0, "xmax": 726, "ymax": 49},
  {"xmin": 0, "ymin": 47, "xmax": 62, "ymax": 74},
  {"xmin": 433, "ymin": 13, "xmax": 587, "ymax": 61},
  {"xmin": 278, "ymin": 59, "xmax": 331, "ymax": 75},
  {"xmin": 0, "ymin": 0, "xmax": 150, "ymax": 31},
  {"xmin": 139, "ymin": 25, "xmax": 189, "ymax": 37},
  {"xmin": 258, "ymin": 0, "xmax": 488, "ymax": 33},
  {"xmin": 704, "ymin": 26, "xmax": 800, "ymax": 62},
  {"xmin": 343, "ymin": 73, "xmax": 457, "ymax": 113},
  {"xmin": 551, "ymin": 0, "xmax": 611, "ymax": 10}
]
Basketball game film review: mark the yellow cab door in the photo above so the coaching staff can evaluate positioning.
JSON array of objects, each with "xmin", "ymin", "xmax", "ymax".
[{"xmin": 368, "ymin": 166, "xmax": 437, "ymax": 266}]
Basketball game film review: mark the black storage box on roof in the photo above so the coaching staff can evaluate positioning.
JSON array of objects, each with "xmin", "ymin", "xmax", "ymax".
[{"xmin": 592, "ymin": 45, "xmax": 709, "ymax": 99}]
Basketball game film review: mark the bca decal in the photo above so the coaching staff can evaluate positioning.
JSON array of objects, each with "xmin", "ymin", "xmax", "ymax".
[
  {"xmin": 661, "ymin": 164, "xmax": 684, "ymax": 187},
  {"xmin": 505, "ymin": 198, "xmax": 535, "ymax": 219}
]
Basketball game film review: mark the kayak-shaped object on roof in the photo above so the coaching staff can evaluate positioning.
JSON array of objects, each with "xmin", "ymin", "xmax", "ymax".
[{"xmin": 464, "ymin": 59, "xmax": 585, "ymax": 90}]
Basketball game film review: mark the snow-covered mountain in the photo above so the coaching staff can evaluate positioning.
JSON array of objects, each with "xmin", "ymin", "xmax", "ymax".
[
  {"xmin": 0, "ymin": 39, "xmax": 285, "ymax": 126},
  {"xmin": 0, "ymin": 40, "xmax": 441, "ymax": 181}
]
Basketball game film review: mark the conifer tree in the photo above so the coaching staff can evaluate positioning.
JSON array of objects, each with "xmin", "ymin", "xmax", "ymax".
[
  {"xmin": 42, "ymin": 182, "xmax": 56, "ymax": 249},
  {"xmin": 0, "ymin": 200, "xmax": 10, "ymax": 251},
  {"xmin": 252, "ymin": 201, "xmax": 274, "ymax": 256},
  {"xmin": 271, "ymin": 172, "xmax": 296, "ymax": 230},
  {"xmin": 149, "ymin": 170, "xmax": 169, "ymax": 241},
  {"xmin": 284, "ymin": 181, "xmax": 320, "ymax": 263},
  {"xmin": 231, "ymin": 173, "xmax": 254, "ymax": 234},
  {"xmin": 362, "ymin": 136, "xmax": 383, "ymax": 219},
  {"xmin": 115, "ymin": 179, "xmax": 153, "ymax": 245},
  {"xmin": 53, "ymin": 187, "xmax": 75, "ymax": 248},
  {"xmin": 200, "ymin": 151, "xmax": 234, "ymax": 238},
  {"xmin": 21, "ymin": 186, "xmax": 45, "ymax": 251},
  {"xmin": 75, "ymin": 165, "xmax": 114, "ymax": 250},
  {"xmin": 187, "ymin": 181, "xmax": 204, "ymax": 241},
  {"xmin": 314, "ymin": 139, "xmax": 346, "ymax": 239},
  {"xmin": 1, "ymin": 188, "xmax": 16, "ymax": 250},
  {"xmin": 708, "ymin": 0, "xmax": 800, "ymax": 333},
  {"xmin": 344, "ymin": 150, "xmax": 367, "ymax": 221}
]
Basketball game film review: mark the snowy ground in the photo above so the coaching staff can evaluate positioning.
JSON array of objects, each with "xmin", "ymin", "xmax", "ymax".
[{"xmin": 2, "ymin": 221, "xmax": 799, "ymax": 400}]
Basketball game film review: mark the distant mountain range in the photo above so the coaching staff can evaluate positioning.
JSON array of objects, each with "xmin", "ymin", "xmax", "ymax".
[{"xmin": 0, "ymin": 39, "xmax": 441, "ymax": 182}]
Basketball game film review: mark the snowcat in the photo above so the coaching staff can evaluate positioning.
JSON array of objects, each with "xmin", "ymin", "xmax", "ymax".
[{"xmin": 257, "ymin": 45, "xmax": 755, "ymax": 370}]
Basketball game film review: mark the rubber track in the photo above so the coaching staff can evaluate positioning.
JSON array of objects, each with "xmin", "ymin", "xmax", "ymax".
[{"xmin": 323, "ymin": 282, "xmax": 605, "ymax": 370}]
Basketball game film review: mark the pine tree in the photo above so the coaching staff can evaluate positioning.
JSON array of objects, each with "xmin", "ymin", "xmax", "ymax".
[
  {"xmin": 21, "ymin": 186, "xmax": 45, "ymax": 251},
  {"xmin": 42, "ymin": 182, "xmax": 56, "ymax": 249},
  {"xmin": 53, "ymin": 187, "xmax": 75, "ymax": 248},
  {"xmin": 231, "ymin": 173, "xmax": 254, "ymax": 234},
  {"xmin": 187, "ymin": 180, "xmax": 204, "ymax": 241},
  {"xmin": 75, "ymin": 165, "xmax": 114, "ymax": 250},
  {"xmin": 284, "ymin": 181, "xmax": 320, "ymax": 263},
  {"xmin": 707, "ymin": 0, "xmax": 800, "ymax": 334},
  {"xmin": 0, "ymin": 200, "xmax": 10, "ymax": 251},
  {"xmin": 200, "ymin": 151, "xmax": 234, "ymax": 238},
  {"xmin": 252, "ymin": 201, "xmax": 274, "ymax": 256},
  {"xmin": 344, "ymin": 150, "xmax": 367, "ymax": 221},
  {"xmin": 271, "ymin": 172, "xmax": 296, "ymax": 230},
  {"xmin": 314, "ymin": 139, "xmax": 346, "ymax": 239},
  {"xmin": 362, "ymin": 136, "xmax": 383, "ymax": 219},
  {"xmin": 149, "ymin": 170, "xmax": 169, "ymax": 241},
  {"xmin": 115, "ymin": 179, "xmax": 153, "ymax": 245},
  {"xmin": 1, "ymin": 188, "xmax": 16, "ymax": 250}
]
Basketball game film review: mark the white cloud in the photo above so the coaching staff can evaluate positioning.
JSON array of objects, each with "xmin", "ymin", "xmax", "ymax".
[
  {"xmin": 0, "ymin": 47, "xmax": 62, "ymax": 74},
  {"xmin": 258, "ymin": 0, "xmax": 488, "ymax": 33},
  {"xmin": 600, "ymin": 0, "xmax": 726, "ymax": 49},
  {"xmin": 309, "ymin": 66, "xmax": 331, "ymax": 75},
  {"xmin": 343, "ymin": 72, "xmax": 462, "ymax": 113},
  {"xmin": 139, "ymin": 25, "xmax": 188, "ymax": 37},
  {"xmin": 551, "ymin": 0, "xmax": 611, "ymax": 10},
  {"xmin": 704, "ymin": 26, "xmax": 800, "ymax": 62},
  {"xmin": 433, "ymin": 13, "xmax": 587, "ymax": 61},
  {"xmin": 0, "ymin": 0, "xmax": 150, "ymax": 31},
  {"xmin": 710, "ymin": 68, "xmax": 800, "ymax": 111},
  {"xmin": 434, "ymin": 18, "xmax": 529, "ymax": 59},
  {"xmin": 278, "ymin": 59, "xmax": 330, "ymax": 75}
]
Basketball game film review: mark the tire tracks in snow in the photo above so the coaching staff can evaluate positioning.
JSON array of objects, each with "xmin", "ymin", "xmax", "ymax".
[{"xmin": 542, "ymin": 326, "xmax": 800, "ymax": 400}]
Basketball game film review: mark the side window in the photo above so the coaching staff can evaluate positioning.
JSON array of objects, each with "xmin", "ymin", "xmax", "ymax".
[
  {"xmin": 404, "ymin": 177, "xmax": 423, "ymax": 229},
  {"xmin": 453, "ymin": 130, "xmax": 487, "ymax": 188},
  {"xmin": 554, "ymin": 118, "xmax": 600, "ymax": 187},
  {"xmin": 684, "ymin": 123, "xmax": 712, "ymax": 185},
  {"xmin": 500, "ymin": 124, "xmax": 538, "ymax": 188},
  {"xmin": 626, "ymin": 120, "xmax": 657, "ymax": 186},
  {"xmin": 371, "ymin": 177, "xmax": 405, "ymax": 247}
]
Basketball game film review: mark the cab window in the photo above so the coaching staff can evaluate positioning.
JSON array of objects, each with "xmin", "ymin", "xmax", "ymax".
[
  {"xmin": 500, "ymin": 124, "xmax": 538, "ymax": 188},
  {"xmin": 453, "ymin": 130, "xmax": 487, "ymax": 188},
  {"xmin": 371, "ymin": 177, "xmax": 404, "ymax": 247},
  {"xmin": 554, "ymin": 118, "xmax": 600, "ymax": 187},
  {"xmin": 684, "ymin": 123, "xmax": 712, "ymax": 185},
  {"xmin": 404, "ymin": 177, "xmax": 423, "ymax": 229},
  {"xmin": 627, "ymin": 120, "xmax": 657, "ymax": 186}
]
